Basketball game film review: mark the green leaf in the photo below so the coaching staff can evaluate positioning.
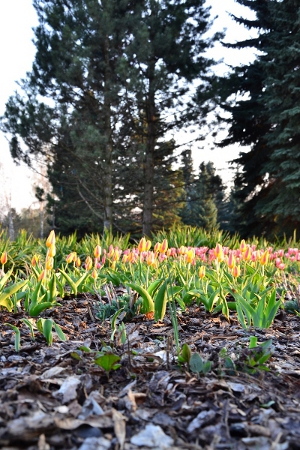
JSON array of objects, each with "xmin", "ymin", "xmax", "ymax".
[
  {"xmin": 127, "ymin": 282, "xmax": 154, "ymax": 314},
  {"xmin": 179, "ymin": 343, "xmax": 192, "ymax": 364},
  {"xmin": 53, "ymin": 322, "xmax": 67, "ymax": 341},
  {"xmin": 4, "ymin": 323, "xmax": 20, "ymax": 352},
  {"xmin": 0, "ymin": 267, "xmax": 14, "ymax": 291},
  {"xmin": 147, "ymin": 278, "xmax": 164, "ymax": 297},
  {"xmin": 29, "ymin": 301, "xmax": 54, "ymax": 317},
  {"xmin": 94, "ymin": 353, "xmax": 121, "ymax": 372},
  {"xmin": 43, "ymin": 319, "xmax": 53, "ymax": 346},
  {"xmin": 0, "ymin": 297, "xmax": 13, "ymax": 311},
  {"xmin": 21, "ymin": 318, "xmax": 36, "ymax": 339},
  {"xmin": 110, "ymin": 307, "xmax": 126, "ymax": 340},
  {"xmin": 249, "ymin": 336, "xmax": 258, "ymax": 348},
  {"xmin": 59, "ymin": 270, "xmax": 78, "ymax": 295},
  {"xmin": 0, "ymin": 279, "xmax": 28, "ymax": 311},
  {"xmin": 154, "ymin": 281, "xmax": 168, "ymax": 321},
  {"xmin": 189, "ymin": 352, "xmax": 203, "ymax": 373},
  {"xmin": 78, "ymin": 346, "xmax": 91, "ymax": 353}
]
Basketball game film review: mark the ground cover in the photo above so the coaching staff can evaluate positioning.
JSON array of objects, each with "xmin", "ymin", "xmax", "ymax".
[{"xmin": 0, "ymin": 229, "xmax": 299, "ymax": 449}]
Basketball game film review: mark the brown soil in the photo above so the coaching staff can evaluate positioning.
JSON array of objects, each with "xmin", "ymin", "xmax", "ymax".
[{"xmin": 0, "ymin": 295, "xmax": 299, "ymax": 450}]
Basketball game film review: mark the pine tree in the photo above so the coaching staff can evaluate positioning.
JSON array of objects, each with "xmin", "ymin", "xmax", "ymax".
[
  {"xmin": 1, "ymin": 0, "xmax": 221, "ymax": 237},
  {"xmin": 218, "ymin": 0, "xmax": 300, "ymax": 238},
  {"xmin": 124, "ymin": 0, "xmax": 221, "ymax": 236},
  {"xmin": 180, "ymin": 160, "xmax": 226, "ymax": 232}
]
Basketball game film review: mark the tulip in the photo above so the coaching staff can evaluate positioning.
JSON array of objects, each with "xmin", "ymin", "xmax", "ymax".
[
  {"xmin": 46, "ymin": 230, "xmax": 55, "ymax": 248},
  {"xmin": 76, "ymin": 257, "xmax": 81, "ymax": 268},
  {"xmin": 232, "ymin": 265, "xmax": 241, "ymax": 277},
  {"xmin": 260, "ymin": 250, "xmax": 269, "ymax": 265},
  {"xmin": 45, "ymin": 256, "xmax": 54, "ymax": 270},
  {"xmin": 66, "ymin": 252, "xmax": 76, "ymax": 264},
  {"xmin": 85, "ymin": 256, "xmax": 93, "ymax": 271},
  {"xmin": 160, "ymin": 239, "xmax": 168, "ymax": 253},
  {"xmin": 186, "ymin": 248, "xmax": 195, "ymax": 264},
  {"xmin": 31, "ymin": 255, "xmax": 39, "ymax": 266},
  {"xmin": 47, "ymin": 243, "xmax": 56, "ymax": 257},
  {"xmin": 91, "ymin": 268, "xmax": 98, "ymax": 279},
  {"xmin": 243, "ymin": 246, "xmax": 252, "ymax": 261},
  {"xmin": 138, "ymin": 237, "xmax": 147, "ymax": 253},
  {"xmin": 199, "ymin": 265, "xmax": 206, "ymax": 279},
  {"xmin": 38, "ymin": 270, "xmax": 45, "ymax": 281},
  {"xmin": 1, "ymin": 252, "xmax": 8, "ymax": 265},
  {"xmin": 240, "ymin": 239, "xmax": 247, "ymax": 253},
  {"xmin": 154, "ymin": 242, "xmax": 161, "ymax": 253},
  {"xmin": 227, "ymin": 252, "xmax": 235, "ymax": 269},
  {"xmin": 214, "ymin": 243, "xmax": 224, "ymax": 262},
  {"xmin": 94, "ymin": 245, "xmax": 102, "ymax": 259}
]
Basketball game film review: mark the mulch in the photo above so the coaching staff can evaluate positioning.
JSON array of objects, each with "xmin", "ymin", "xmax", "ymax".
[{"xmin": 0, "ymin": 293, "xmax": 300, "ymax": 450}]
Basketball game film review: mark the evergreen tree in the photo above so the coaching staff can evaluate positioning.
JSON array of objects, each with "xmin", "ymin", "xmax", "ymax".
[
  {"xmin": 180, "ymin": 160, "xmax": 226, "ymax": 232},
  {"xmin": 218, "ymin": 0, "xmax": 300, "ymax": 238},
  {"xmin": 1, "ymin": 0, "xmax": 221, "ymax": 237}
]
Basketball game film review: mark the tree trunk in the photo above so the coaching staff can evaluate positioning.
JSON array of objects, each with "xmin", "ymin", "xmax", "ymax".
[
  {"xmin": 8, "ymin": 209, "xmax": 15, "ymax": 241},
  {"xmin": 103, "ymin": 35, "xmax": 113, "ymax": 232},
  {"xmin": 142, "ymin": 63, "xmax": 156, "ymax": 237}
]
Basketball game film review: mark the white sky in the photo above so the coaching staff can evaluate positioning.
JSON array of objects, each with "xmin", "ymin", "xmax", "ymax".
[{"xmin": 0, "ymin": 0, "xmax": 257, "ymax": 212}]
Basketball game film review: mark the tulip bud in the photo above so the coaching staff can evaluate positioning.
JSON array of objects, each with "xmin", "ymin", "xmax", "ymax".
[
  {"xmin": 31, "ymin": 255, "xmax": 39, "ymax": 266},
  {"xmin": 85, "ymin": 256, "xmax": 93, "ymax": 271},
  {"xmin": 94, "ymin": 245, "xmax": 102, "ymax": 259},
  {"xmin": 38, "ymin": 270, "xmax": 45, "ymax": 281},
  {"xmin": 47, "ymin": 243, "xmax": 56, "ymax": 257},
  {"xmin": 154, "ymin": 242, "xmax": 161, "ymax": 253},
  {"xmin": 227, "ymin": 252, "xmax": 235, "ymax": 269},
  {"xmin": 45, "ymin": 256, "xmax": 54, "ymax": 270},
  {"xmin": 76, "ymin": 257, "xmax": 81, "ymax": 267},
  {"xmin": 46, "ymin": 230, "xmax": 55, "ymax": 248},
  {"xmin": 1, "ymin": 252, "xmax": 8, "ymax": 265},
  {"xmin": 66, "ymin": 253, "xmax": 75, "ymax": 264},
  {"xmin": 240, "ymin": 239, "xmax": 247, "ymax": 253},
  {"xmin": 232, "ymin": 265, "xmax": 241, "ymax": 277},
  {"xmin": 199, "ymin": 265, "xmax": 206, "ymax": 279},
  {"xmin": 260, "ymin": 250, "xmax": 269, "ymax": 266},
  {"xmin": 160, "ymin": 239, "xmax": 168, "ymax": 254},
  {"xmin": 138, "ymin": 237, "xmax": 147, "ymax": 253},
  {"xmin": 214, "ymin": 243, "xmax": 224, "ymax": 262},
  {"xmin": 186, "ymin": 248, "xmax": 195, "ymax": 264}
]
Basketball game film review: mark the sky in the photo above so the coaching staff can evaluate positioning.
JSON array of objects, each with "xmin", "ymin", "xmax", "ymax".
[{"xmin": 0, "ymin": 0, "xmax": 256, "ymax": 213}]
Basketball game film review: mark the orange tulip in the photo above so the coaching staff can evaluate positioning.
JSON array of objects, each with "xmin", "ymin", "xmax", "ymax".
[
  {"xmin": 232, "ymin": 265, "xmax": 241, "ymax": 277},
  {"xmin": 38, "ymin": 270, "xmax": 45, "ymax": 281},
  {"xmin": 1, "ymin": 252, "xmax": 8, "ymax": 265},
  {"xmin": 260, "ymin": 250, "xmax": 269, "ymax": 265},
  {"xmin": 31, "ymin": 255, "xmax": 39, "ymax": 266},
  {"xmin": 94, "ymin": 245, "xmax": 101, "ymax": 259}
]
